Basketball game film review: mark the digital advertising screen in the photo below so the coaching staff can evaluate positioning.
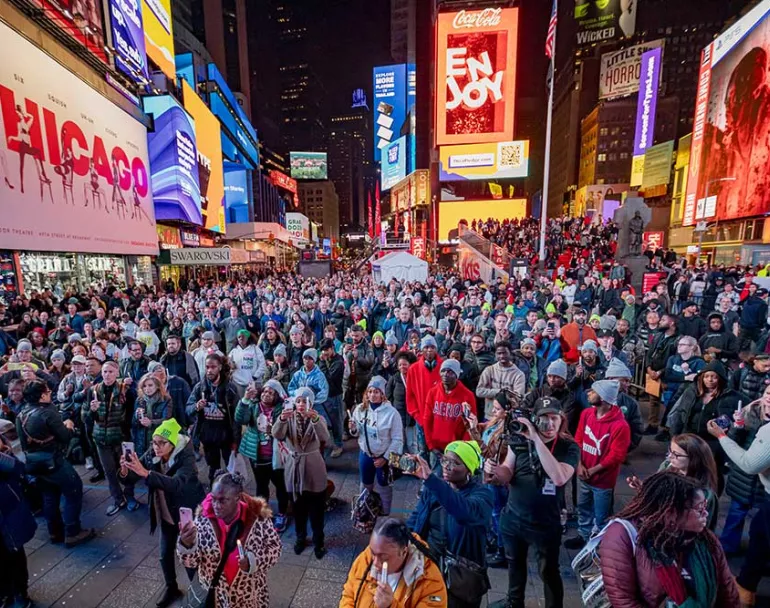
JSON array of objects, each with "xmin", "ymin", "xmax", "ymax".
[
  {"xmin": 373, "ymin": 64, "xmax": 407, "ymax": 164},
  {"xmin": 599, "ymin": 39, "xmax": 665, "ymax": 101},
  {"xmin": 143, "ymin": 94, "xmax": 201, "ymax": 225},
  {"xmin": 109, "ymin": 0, "xmax": 149, "ymax": 83},
  {"xmin": 574, "ymin": 0, "xmax": 637, "ymax": 46},
  {"xmin": 435, "ymin": 7, "xmax": 518, "ymax": 146},
  {"xmin": 0, "ymin": 22, "xmax": 157, "ymax": 255},
  {"xmin": 182, "ymin": 81, "xmax": 226, "ymax": 233},
  {"xmin": 142, "ymin": 0, "xmax": 175, "ymax": 79},
  {"xmin": 684, "ymin": 0, "xmax": 770, "ymax": 226},
  {"xmin": 224, "ymin": 167, "xmax": 250, "ymax": 224},
  {"xmin": 29, "ymin": 0, "xmax": 107, "ymax": 63},
  {"xmin": 438, "ymin": 199, "xmax": 526, "ymax": 241},
  {"xmin": 290, "ymin": 152, "xmax": 328, "ymax": 180},
  {"xmin": 439, "ymin": 140, "xmax": 529, "ymax": 181},
  {"xmin": 633, "ymin": 47, "xmax": 662, "ymax": 157},
  {"xmin": 381, "ymin": 136, "xmax": 407, "ymax": 191}
]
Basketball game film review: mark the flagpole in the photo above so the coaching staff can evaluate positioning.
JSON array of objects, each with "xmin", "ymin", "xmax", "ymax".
[{"xmin": 539, "ymin": 0, "xmax": 557, "ymax": 266}]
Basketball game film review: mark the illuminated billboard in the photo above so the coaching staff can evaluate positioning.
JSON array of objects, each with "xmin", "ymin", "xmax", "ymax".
[
  {"xmin": 381, "ymin": 136, "xmax": 407, "ymax": 191},
  {"xmin": 633, "ymin": 47, "xmax": 662, "ymax": 157},
  {"xmin": 224, "ymin": 167, "xmax": 250, "ymax": 224},
  {"xmin": 0, "ymin": 22, "xmax": 157, "ymax": 255},
  {"xmin": 574, "ymin": 0, "xmax": 636, "ymax": 46},
  {"xmin": 29, "ymin": 0, "xmax": 107, "ymax": 63},
  {"xmin": 373, "ymin": 64, "xmax": 408, "ymax": 164},
  {"xmin": 439, "ymin": 141, "xmax": 529, "ymax": 181},
  {"xmin": 439, "ymin": 199, "xmax": 526, "ymax": 241},
  {"xmin": 599, "ymin": 39, "xmax": 665, "ymax": 101},
  {"xmin": 108, "ymin": 0, "xmax": 148, "ymax": 83},
  {"xmin": 142, "ymin": 0, "xmax": 175, "ymax": 80},
  {"xmin": 684, "ymin": 0, "xmax": 770, "ymax": 226},
  {"xmin": 287, "ymin": 212, "xmax": 310, "ymax": 241},
  {"xmin": 182, "ymin": 81, "xmax": 225, "ymax": 233},
  {"xmin": 143, "ymin": 94, "xmax": 201, "ymax": 225},
  {"xmin": 290, "ymin": 152, "xmax": 328, "ymax": 180},
  {"xmin": 435, "ymin": 7, "xmax": 518, "ymax": 146}
]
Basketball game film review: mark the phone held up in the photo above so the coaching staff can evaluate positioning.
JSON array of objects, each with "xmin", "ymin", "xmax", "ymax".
[
  {"xmin": 388, "ymin": 453, "xmax": 418, "ymax": 474},
  {"xmin": 179, "ymin": 507, "xmax": 193, "ymax": 527}
]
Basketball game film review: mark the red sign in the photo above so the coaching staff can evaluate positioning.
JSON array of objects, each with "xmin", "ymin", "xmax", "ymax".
[
  {"xmin": 411, "ymin": 237, "xmax": 425, "ymax": 260},
  {"xmin": 269, "ymin": 170, "xmax": 298, "ymax": 194},
  {"xmin": 435, "ymin": 7, "xmax": 519, "ymax": 146},
  {"xmin": 642, "ymin": 272, "xmax": 667, "ymax": 294},
  {"xmin": 642, "ymin": 231, "xmax": 665, "ymax": 252},
  {"xmin": 199, "ymin": 234, "xmax": 215, "ymax": 247},
  {"xmin": 32, "ymin": 0, "xmax": 108, "ymax": 64}
]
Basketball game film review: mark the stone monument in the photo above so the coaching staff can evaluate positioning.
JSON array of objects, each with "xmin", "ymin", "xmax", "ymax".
[{"xmin": 615, "ymin": 197, "xmax": 652, "ymax": 292}]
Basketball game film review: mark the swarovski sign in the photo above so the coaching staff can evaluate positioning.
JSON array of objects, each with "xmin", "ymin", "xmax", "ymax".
[{"xmin": 169, "ymin": 248, "xmax": 231, "ymax": 265}]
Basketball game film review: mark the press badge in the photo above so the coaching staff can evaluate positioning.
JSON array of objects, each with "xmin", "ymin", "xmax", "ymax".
[{"xmin": 542, "ymin": 479, "xmax": 556, "ymax": 495}]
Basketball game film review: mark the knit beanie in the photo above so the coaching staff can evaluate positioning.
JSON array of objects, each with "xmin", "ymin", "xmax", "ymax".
[
  {"xmin": 591, "ymin": 379, "xmax": 619, "ymax": 405},
  {"xmin": 154, "ymin": 418, "xmax": 182, "ymax": 446},
  {"xmin": 445, "ymin": 440, "xmax": 482, "ymax": 475},
  {"xmin": 547, "ymin": 359, "xmax": 568, "ymax": 380}
]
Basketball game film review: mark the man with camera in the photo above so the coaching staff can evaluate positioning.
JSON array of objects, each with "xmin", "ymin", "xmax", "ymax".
[{"xmin": 485, "ymin": 397, "xmax": 579, "ymax": 608}]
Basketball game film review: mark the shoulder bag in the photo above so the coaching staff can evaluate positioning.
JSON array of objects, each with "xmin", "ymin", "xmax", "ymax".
[{"xmin": 438, "ymin": 504, "xmax": 490, "ymax": 604}]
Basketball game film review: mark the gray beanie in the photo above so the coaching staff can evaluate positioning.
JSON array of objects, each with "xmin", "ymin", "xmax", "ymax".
[
  {"xmin": 273, "ymin": 343, "xmax": 287, "ymax": 358},
  {"xmin": 148, "ymin": 361, "xmax": 164, "ymax": 373},
  {"xmin": 302, "ymin": 348, "xmax": 318, "ymax": 362},
  {"xmin": 599, "ymin": 314, "xmax": 617, "ymax": 331},
  {"xmin": 367, "ymin": 375, "xmax": 388, "ymax": 395},
  {"xmin": 263, "ymin": 379, "xmax": 287, "ymax": 400},
  {"xmin": 438, "ymin": 319, "xmax": 450, "ymax": 331},
  {"xmin": 580, "ymin": 340, "xmax": 598, "ymax": 353},
  {"xmin": 385, "ymin": 334, "xmax": 399, "ymax": 346},
  {"xmin": 521, "ymin": 337, "xmax": 536, "ymax": 348},
  {"xmin": 16, "ymin": 339, "xmax": 33, "ymax": 352},
  {"xmin": 421, "ymin": 335, "xmax": 438, "ymax": 349},
  {"xmin": 605, "ymin": 358, "xmax": 632, "ymax": 379},
  {"xmin": 547, "ymin": 359, "xmax": 568, "ymax": 379},
  {"xmin": 293, "ymin": 386, "xmax": 315, "ymax": 406},
  {"xmin": 440, "ymin": 358, "xmax": 462, "ymax": 377},
  {"xmin": 202, "ymin": 331, "xmax": 217, "ymax": 341},
  {"xmin": 68, "ymin": 333, "xmax": 82, "ymax": 343},
  {"xmin": 50, "ymin": 349, "xmax": 67, "ymax": 362},
  {"xmin": 289, "ymin": 325, "xmax": 303, "ymax": 336},
  {"xmin": 591, "ymin": 379, "xmax": 619, "ymax": 405}
]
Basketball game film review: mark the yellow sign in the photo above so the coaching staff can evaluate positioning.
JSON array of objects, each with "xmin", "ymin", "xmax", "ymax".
[
  {"xmin": 439, "ymin": 199, "xmax": 527, "ymax": 241},
  {"xmin": 630, "ymin": 154, "xmax": 645, "ymax": 188},
  {"xmin": 391, "ymin": 169, "xmax": 430, "ymax": 212},
  {"xmin": 143, "ymin": 0, "xmax": 175, "ymax": 80},
  {"xmin": 439, "ymin": 141, "xmax": 530, "ymax": 181}
]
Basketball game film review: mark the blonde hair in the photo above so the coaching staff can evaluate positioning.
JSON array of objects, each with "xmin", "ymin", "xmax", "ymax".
[{"xmin": 138, "ymin": 373, "xmax": 169, "ymax": 402}]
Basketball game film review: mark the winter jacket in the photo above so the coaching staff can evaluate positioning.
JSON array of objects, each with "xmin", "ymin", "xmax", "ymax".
[
  {"xmin": 160, "ymin": 350, "xmax": 200, "ymax": 387},
  {"xmin": 229, "ymin": 344, "xmax": 267, "ymax": 387},
  {"xmin": 319, "ymin": 353, "xmax": 344, "ymax": 398},
  {"xmin": 463, "ymin": 347, "xmax": 495, "ymax": 377},
  {"xmin": 574, "ymin": 406, "xmax": 631, "ymax": 489},
  {"xmin": 423, "ymin": 381, "xmax": 476, "ymax": 452},
  {"xmin": 647, "ymin": 331, "xmax": 679, "ymax": 372},
  {"xmin": 120, "ymin": 356, "xmax": 150, "ymax": 386},
  {"xmin": 476, "ymin": 363, "xmax": 526, "ymax": 409},
  {"xmin": 662, "ymin": 355, "xmax": 706, "ymax": 397},
  {"xmin": 340, "ymin": 535, "xmax": 447, "ymax": 608},
  {"xmin": 163, "ymin": 375, "xmax": 192, "ymax": 428},
  {"xmin": 669, "ymin": 385, "xmax": 743, "ymax": 448},
  {"xmin": 177, "ymin": 494, "xmax": 281, "ymax": 608},
  {"xmin": 0, "ymin": 451, "xmax": 37, "ymax": 552},
  {"xmin": 346, "ymin": 340, "xmax": 376, "ymax": 393},
  {"xmin": 406, "ymin": 356, "xmax": 443, "ymax": 426},
  {"xmin": 272, "ymin": 412, "xmax": 329, "ymax": 498},
  {"xmin": 677, "ymin": 314, "xmax": 707, "ymax": 341},
  {"xmin": 186, "ymin": 378, "xmax": 238, "ymax": 446},
  {"xmin": 350, "ymin": 400, "xmax": 404, "ymax": 459},
  {"xmin": 83, "ymin": 380, "xmax": 134, "ymax": 446},
  {"xmin": 287, "ymin": 365, "xmax": 330, "ymax": 405},
  {"xmin": 534, "ymin": 334, "xmax": 574, "ymax": 364},
  {"xmin": 560, "ymin": 322, "xmax": 597, "ymax": 356},
  {"xmin": 617, "ymin": 392, "xmax": 644, "ymax": 450},
  {"xmin": 131, "ymin": 396, "xmax": 172, "ymax": 456},
  {"xmin": 698, "ymin": 328, "xmax": 740, "ymax": 362},
  {"xmin": 407, "ymin": 474, "xmax": 492, "ymax": 568},
  {"xmin": 725, "ymin": 405, "xmax": 769, "ymax": 507},
  {"xmin": 386, "ymin": 371, "xmax": 413, "ymax": 429},
  {"xmin": 218, "ymin": 316, "xmax": 247, "ymax": 352},
  {"xmin": 599, "ymin": 521, "xmax": 739, "ymax": 608},
  {"xmin": 730, "ymin": 366, "xmax": 770, "ymax": 402},
  {"xmin": 121, "ymin": 435, "xmax": 205, "ymax": 534},
  {"xmin": 741, "ymin": 295, "xmax": 769, "ymax": 330}
]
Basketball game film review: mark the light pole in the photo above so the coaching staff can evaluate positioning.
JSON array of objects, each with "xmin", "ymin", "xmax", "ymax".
[{"xmin": 697, "ymin": 176, "xmax": 737, "ymax": 261}]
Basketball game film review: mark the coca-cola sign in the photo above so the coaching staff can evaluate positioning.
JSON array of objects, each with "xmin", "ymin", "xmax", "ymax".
[
  {"xmin": 452, "ymin": 8, "xmax": 502, "ymax": 29},
  {"xmin": 435, "ymin": 8, "xmax": 519, "ymax": 146}
]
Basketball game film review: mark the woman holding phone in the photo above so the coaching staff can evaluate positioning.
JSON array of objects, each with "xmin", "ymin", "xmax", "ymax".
[
  {"xmin": 131, "ymin": 373, "xmax": 172, "ymax": 456},
  {"xmin": 119, "ymin": 418, "xmax": 205, "ymax": 608}
]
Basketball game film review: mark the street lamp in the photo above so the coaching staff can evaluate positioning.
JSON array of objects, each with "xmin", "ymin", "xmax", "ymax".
[{"xmin": 697, "ymin": 176, "xmax": 737, "ymax": 260}]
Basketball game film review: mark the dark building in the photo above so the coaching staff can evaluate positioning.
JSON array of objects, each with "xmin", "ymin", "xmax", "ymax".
[{"xmin": 328, "ymin": 106, "xmax": 371, "ymax": 225}]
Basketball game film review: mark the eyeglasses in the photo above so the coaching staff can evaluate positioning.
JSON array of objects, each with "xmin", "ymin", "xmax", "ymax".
[
  {"xmin": 151, "ymin": 440, "xmax": 170, "ymax": 448},
  {"xmin": 440, "ymin": 457, "xmax": 461, "ymax": 470},
  {"xmin": 667, "ymin": 450, "xmax": 688, "ymax": 460}
]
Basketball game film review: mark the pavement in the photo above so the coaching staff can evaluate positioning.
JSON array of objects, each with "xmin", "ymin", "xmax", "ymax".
[{"xmin": 20, "ymin": 416, "xmax": 770, "ymax": 607}]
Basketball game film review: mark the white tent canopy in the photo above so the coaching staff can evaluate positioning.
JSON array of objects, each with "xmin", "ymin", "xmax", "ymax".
[{"xmin": 372, "ymin": 251, "xmax": 428, "ymax": 284}]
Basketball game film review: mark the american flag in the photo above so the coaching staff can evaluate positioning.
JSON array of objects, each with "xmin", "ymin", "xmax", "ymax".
[{"xmin": 545, "ymin": 0, "xmax": 557, "ymax": 59}]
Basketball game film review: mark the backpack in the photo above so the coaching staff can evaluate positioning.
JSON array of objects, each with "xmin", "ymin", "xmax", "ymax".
[
  {"xmin": 351, "ymin": 487, "xmax": 382, "ymax": 534},
  {"xmin": 571, "ymin": 519, "xmax": 637, "ymax": 608}
]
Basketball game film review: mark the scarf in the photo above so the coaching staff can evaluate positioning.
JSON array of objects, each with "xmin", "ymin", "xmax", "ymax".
[{"xmin": 649, "ymin": 537, "xmax": 717, "ymax": 608}]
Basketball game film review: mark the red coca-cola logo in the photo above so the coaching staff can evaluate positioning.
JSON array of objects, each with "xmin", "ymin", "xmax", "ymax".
[{"xmin": 452, "ymin": 8, "xmax": 502, "ymax": 30}]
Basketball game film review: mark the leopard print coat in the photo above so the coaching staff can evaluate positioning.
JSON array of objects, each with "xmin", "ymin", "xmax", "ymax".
[{"xmin": 177, "ymin": 494, "xmax": 281, "ymax": 607}]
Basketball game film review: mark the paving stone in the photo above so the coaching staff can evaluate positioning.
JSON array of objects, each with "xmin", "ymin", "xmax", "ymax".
[
  {"xmin": 99, "ymin": 575, "xmax": 164, "ymax": 608},
  {"xmin": 290, "ymin": 578, "xmax": 348, "ymax": 608}
]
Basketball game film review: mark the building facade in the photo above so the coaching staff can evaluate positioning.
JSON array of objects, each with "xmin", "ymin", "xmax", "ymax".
[{"xmin": 299, "ymin": 182, "xmax": 340, "ymax": 242}]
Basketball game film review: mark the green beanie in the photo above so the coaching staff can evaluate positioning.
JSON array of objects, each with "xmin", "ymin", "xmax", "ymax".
[
  {"xmin": 154, "ymin": 418, "xmax": 182, "ymax": 446},
  {"xmin": 445, "ymin": 440, "xmax": 482, "ymax": 475}
]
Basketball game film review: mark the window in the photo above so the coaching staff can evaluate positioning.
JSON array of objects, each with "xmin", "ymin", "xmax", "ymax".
[{"xmin": 597, "ymin": 153, "xmax": 607, "ymax": 162}]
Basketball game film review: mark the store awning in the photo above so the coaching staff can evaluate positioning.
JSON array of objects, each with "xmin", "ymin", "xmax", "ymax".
[{"xmin": 225, "ymin": 222, "xmax": 296, "ymax": 246}]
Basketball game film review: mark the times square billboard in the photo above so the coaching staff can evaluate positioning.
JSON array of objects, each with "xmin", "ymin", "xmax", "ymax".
[
  {"xmin": 435, "ymin": 7, "xmax": 519, "ymax": 146},
  {"xmin": 684, "ymin": 0, "xmax": 770, "ymax": 226}
]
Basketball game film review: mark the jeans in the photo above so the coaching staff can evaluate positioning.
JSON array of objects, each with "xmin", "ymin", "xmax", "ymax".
[
  {"xmin": 415, "ymin": 424, "xmax": 430, "ymax": 462},
  {"xmin": 293, "ymin": 490, "xmax": 325, "ymax": 548},
  {"xmin": 490, "ymin": 485, "xmax": 509, "ymax": 550},
  {"xmin": 202, "ymin": 442, "xmax": 231, "ymax": 484},
  {"xmin": 503, "ymin": 529, "xmax": 563, "ymax": 608},
  {"xmin": 323, "ymin": 395, "xmax": 344, "ymax": 448},
  {"xmin": 37, "ymin": 460, "xmax": 84, "ymax": 537},
  {"xmin": 719, "ymin": 499, "xmax": 752, "ymax": 554},
  {"xmin": 159, "ymin": 521, "xmax": 196, "ymax": 589},
  {"xmin": 0, "ymin": 537, "xmax": 28, "ymax": 599},
  {"xmin": 404, "ymin": 425, "xmax": 418, "ymax": 455},
  {"xmin": 97, "ymin": 444, "xmax": 134, "ymax": 504},
  {"xmin": 251, "ymin": 459, "xmax": 289, "ymax": 514},
  {"xmin": 738, "ymin": 500, "xmax": 770, "ymax": 592},
  {"xmin": 359, "ymin": 451, "xmax": 390, "ymax": 487},
  {"xmin": 577, "ymin": 480, "xmax": 614, "ymax": 540}
]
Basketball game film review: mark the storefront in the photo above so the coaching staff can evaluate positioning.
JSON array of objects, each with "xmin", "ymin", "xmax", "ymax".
[{"xmin": 17, "ymin": 252, "xmax": 144, "ymax": 293}]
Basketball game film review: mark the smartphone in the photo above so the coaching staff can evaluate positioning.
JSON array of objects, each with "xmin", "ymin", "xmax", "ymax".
[
  {"xmin": 462, "ymin": 403, "xmax": 471, "ymax": 419},
  {"xmin": 179, "ymin": 507, "xmax": 193, "ymax": 527},
  {"xmin": 121, "ymin": 441, "xmax": 135, "ymax": 459},
  {"xmin": 236, "ymin": 539, "xmax": 246, "ymax": 560},
  {"xmin": 547, "ymin": 321, "xmax": 556, "ymax": 330},
  {"xmin": 715, "ymin": 415, "xmax": 731, "ymax": 431},
  {"xmin": 388, "ymin": 453, "xmax": 417, "ymax": 474},
  {"xmin": 283, "ymin": 398, "xmax": 295, "ymax": 411}
]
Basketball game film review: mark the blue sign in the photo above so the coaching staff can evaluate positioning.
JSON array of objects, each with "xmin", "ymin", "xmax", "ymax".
[
  {"xmin": 143, "ymin": 95, "xmax": 201, "ymax": 224},
  {"xmin": 381, "ymin": 136, "xmax": 407, "ymax": 191},
  {"xmin": 109, "ymin": 0, "xmax": 148, "ymax": 83},
  {"xmin": 224, "ymin": 167, "xmax": 250, "ymax": 224},
  {"xmin": 407, "ymin": 64, "xmax": 416, "ymax": 174},
  {"xmin": 323, "ymin": 238, "xmax": 332, "ymax": 255},
  {"xmin": 373, "ymin": 64, "xmax": 407, "ymax": 164},
  {"xmin": 352, "ymin": 88, "xmax": 368, "ymax": 109}
]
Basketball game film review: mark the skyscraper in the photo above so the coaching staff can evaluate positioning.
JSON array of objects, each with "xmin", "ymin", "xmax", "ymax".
[{"xmin": 328, "ymin": 106, "xmax": 371, "ymax": 225}]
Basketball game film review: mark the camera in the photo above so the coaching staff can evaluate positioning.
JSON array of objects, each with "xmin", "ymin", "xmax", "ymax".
[{"xmin": 506, "ymin": 406, "xmax": 534, "ymax": 435}]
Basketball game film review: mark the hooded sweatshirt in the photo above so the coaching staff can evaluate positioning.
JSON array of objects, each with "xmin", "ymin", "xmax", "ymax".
[
  {"xmin": 405, "ymin": 355, "xmax": 443, "ymax": 425},
  {"xmin": 350, "ymin": 400, "xmax": 404, "ymax": 459},
  {"xmin": 423, "ymin": 380, "xmax": 476, "ymax": 452},
  {"xmin": 574, "ymin": 405, "xmax": 631, "ymax": 489}
]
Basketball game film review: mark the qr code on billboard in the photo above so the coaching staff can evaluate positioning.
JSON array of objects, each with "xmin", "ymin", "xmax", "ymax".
[{"xmin": 498, "ymin": 143, "xmax": 523, "ymax": 168}]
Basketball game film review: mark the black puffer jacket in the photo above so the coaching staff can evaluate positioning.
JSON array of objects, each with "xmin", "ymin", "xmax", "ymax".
[
  {"xmin": 725, "ymin": 406, "xmax": 769, "ymax": 508},
  {"xmin": 730, "ymin": 366, "xmax": 770, "ymax": 402}
]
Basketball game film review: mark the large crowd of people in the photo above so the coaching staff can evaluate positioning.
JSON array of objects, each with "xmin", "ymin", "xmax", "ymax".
[{"xmin": 1, "ymin": 229, "xmax": 770, "ymax": 608}]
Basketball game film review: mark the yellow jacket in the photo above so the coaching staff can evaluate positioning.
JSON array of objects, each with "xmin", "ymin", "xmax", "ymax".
[{"xmin": 339, "ymin": 539, "xmax": 447, "ymax": 608}]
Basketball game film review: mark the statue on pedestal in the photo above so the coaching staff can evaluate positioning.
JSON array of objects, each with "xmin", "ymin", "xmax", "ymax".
[
  {"xmin": 628, "ymin": 211, "xmax": 645, "ymax": 256},
  {"xmin": 616, "ymin": 198, "xmax": 652, "ymax": 259}
]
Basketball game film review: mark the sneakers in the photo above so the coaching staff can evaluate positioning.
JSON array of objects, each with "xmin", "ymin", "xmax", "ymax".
[
  {"xmin": 89, "ymin": 471, "xmax": 105, "ymax": 483},
  {"xmin": 293, "ymin": 538, "xmax": 307, "ymax": 555},
  {"xmin": 273, "ymin": 514, "xmax": 288, "ymax": 533},
  {"xmin": 85, "ymin": 457, "xmax": 95, "ymax": 470},
  {"xmin": 106, "ymin": 500, "xmax": 126, "ymax": 516},
  {"xmin": 65, "ymin": 528, "xmax": 96, "ymax": 548},
  {"xmin": 330, "ymin": 446, "xmax": 344, "ymax": 458},
  {"xmin": 314, "ymin": 545, "xmax": 327, "ymax": 559},
  {"xmin": 156, "ymin": 586, "xmax": 183, "ymax": 608},
  {"xmin": 564, "ymin": 535, "xmax": 587, "ymax": 550},
  {"xmin": 126, "ymin": 498, "xmax": 140, "ymax": 512},
  {"xmin": 487, "ymin": 551, "xmax": 507, "ymax": 568}
]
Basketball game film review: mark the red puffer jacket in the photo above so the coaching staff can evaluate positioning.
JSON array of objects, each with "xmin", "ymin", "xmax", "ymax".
[{"xmin": 598, "ymin": 521, "xmax": 740, "ymax": 608}]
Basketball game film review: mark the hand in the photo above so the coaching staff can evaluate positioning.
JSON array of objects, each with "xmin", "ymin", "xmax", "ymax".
[
  {"xmin": 280, "ymin": 409, "xmax": 295, "ymax": 421},
  {"xmin": 179, "ymin": 520, "xmax": 197, "ymax": 548},
  {"xmin": 125, "ymin": 452, "xmax": 149, "ymax": 478},
  {"xmin": 465, "ymin": 412, "xmax": 479, "ymax": 431},
  {"xmin": 119, "ymin": 455, "xmax": 129, "ymax": 477},
  {"xmin": 90, "ymin": 398, "xmax": 100, "ymax": 412},
  {"xmin": 626, "ymin": 475, "xmax": 642, "ymax": 491},
  {"xmin": 348, "ymin": 418, "xmax": 356, "ymax": 433},
  {"xmin": 245, "ymin": 385, "xmax": 258, "ymax": 400},
  {"xmin": 706, "ymin": 419, "xmax": 727, "ymax": 439},
  {"xmin": 66, "ymin": 383, "xmax": 75, "ymax": 395},
  {"xmin": 514, "ymin": 417, "xmax": 536, "ymax": 439},
  {"xmin": 351, "ymin": 349, "xmax": 359, "ymax": 359},
  {"xmin": 140, "ymin": 416, "xmax": 152, "ymax": 427},
  {"xmin": 577, "ymin": 462, "xmax": 590, "ymax": 481},
  {"xmin": 196, "ymin": 399, "xmax": 206, "ymax": 411},
  {"xmin": 301, "ymin": 408, "xmax": 316, "ymax": 420},
  {"xmin": 684, "ymin": 373, "xmax": 696, "ymax": 382},
  {"xmin": 483, "ymin": 459, "xmax": 499, "ymax": 481},
  {"xmin": 373, "ymin": 457, "xmax": 387, "ymax": 469},
  {"xmin": 410, "ymin": 455, "xmax": 431, "ymax": 480},
  {"xmin": 123, "ymin": 377, "xmax": 133, "ymax": 386},
  {"xmin": 63, "ymin": 419, "xmax": 75, "ymax": 431},
  {"xmin": 238, "ymin": 552, "xmax": 250, "ymax": 572},
  {"xmin": 575, "ymin": 364, "xmax": 584, "ymax": 377},
  {"xmin": 373, "ymin": 580, "xmax": 394, "ymax": 608}
]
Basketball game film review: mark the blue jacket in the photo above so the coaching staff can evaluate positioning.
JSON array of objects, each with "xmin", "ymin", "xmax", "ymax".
[
  {"xmin": 741, "ymin": 295, "xmax": 769, "ymax": 330},
  {"xmin": 0, "ymin": 451, "xmax": 37, "ymax": 551},
  {"xmin": 575, "ymin": 288, "xmax": 594, "ymax": 309},
  {"xmin": 0, "ymin": 330, "xmax": 17, "ymax": 357},
  {"xmin": 68, "ymin": 313, "xmax": 86, "ymax": 334},
  {"xmin": 407, "ymin": 473, "xmax": 493, "ymax": 567},
  {"xmin": 663, "ymin": 355, "xmax": 706, "ymax": 397},
  {"xmin": 287, "ymin": 364, "xmax": 329, "ymax": 404}
]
